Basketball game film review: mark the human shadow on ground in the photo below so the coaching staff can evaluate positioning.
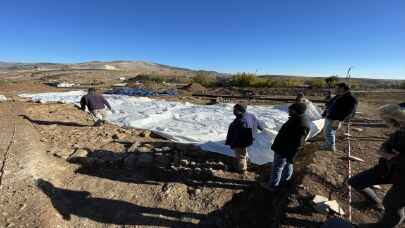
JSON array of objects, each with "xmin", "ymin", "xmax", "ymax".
[
  {"xmin": 20, "ymin": 115, "xmax": 90, "ymax": 127},
  {"xmin": 200, "ymin": 180, "xmax": 303, "ymax": 227},
  {"xmin": 281, "ymin": 217, "xmax": 323, "ymax": 228},
  {"xmin": 72, "ymin": 151, "xmax": 255, "ymax": 190},
  {"xmin": 350, "ymin": 122, "xmax": 387, "ymax": 129},
  {"xmin": 36, "ymin": 179, "xmax": 203, "ymax": 227},
  {"xmin": 280, "ymin": 202, "xmax": 324, "ymax": 227}
]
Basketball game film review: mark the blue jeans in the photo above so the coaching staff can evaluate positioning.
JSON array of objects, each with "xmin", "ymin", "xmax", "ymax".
[
  {"xmin": 270, "ymin": 152, "xmax": 293, "ymax": 188},
  {"xmin": 324, "ymin": 118, "xmax": 336, "ymax": 149}
]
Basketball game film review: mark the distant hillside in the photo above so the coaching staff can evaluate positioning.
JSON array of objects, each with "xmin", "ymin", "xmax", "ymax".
[{"xmin": 0, "ymin": 61, "xmax": 224, "ymax": 77}]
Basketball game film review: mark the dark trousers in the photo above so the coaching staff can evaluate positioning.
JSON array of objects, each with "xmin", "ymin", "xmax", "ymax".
[{"xmin": 348, "ymin": 168, "xmax": 405, "ymax": 228}]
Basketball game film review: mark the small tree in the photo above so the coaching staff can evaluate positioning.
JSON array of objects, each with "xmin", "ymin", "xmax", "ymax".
[
  {"xmin": 231, "ymin": 73, "xmax": 257, "ymax": 87},
  {"xmin": 192, "ymin": 71, "xmax": 217, "ymax": 87},
  {"xmin": 308, "ymin": 79, "xmax": 326, "ymax": 88},
  {"xmin": 325, "ymin": 76, "xmax": 339, "ymax": 88},
  {"xmin": 252, "ymin": 78, "xmax": 273, "ymax": 88},
  {"xmin": 149, "ymin": 75, "xmax": 165, "ymax": 83}
]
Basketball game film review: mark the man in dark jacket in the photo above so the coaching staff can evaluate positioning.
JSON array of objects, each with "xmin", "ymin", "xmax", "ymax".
[
  {"xmin": 226, "ymin": 104, "xmax": 264, "ymax": 174},
  {"xmin": 80, "ymin": 88, "xmax": 113, "ymax": 126},
  {"xmin": 321, "ymin": 83, "xmax": 358, "ymax": 152},
  {"xmin": 349, "ymin": 104, "xmax": 405, "ymax": 228},
  {"xmin": 295, "ymin": 92, "xmax": 306, "ymax": 103},
  {"xmin": 261, "ymin": 103, "xmax": 310, "ymax": 191}
]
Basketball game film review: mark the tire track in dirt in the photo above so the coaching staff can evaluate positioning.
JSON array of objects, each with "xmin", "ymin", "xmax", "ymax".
[
  {"xmin": 0, "ymin": 103, "xmax": 16, "ymax": 186},
  {"xmin": 0, "ymin": 102, "xmax": 77, "ymax": 227}
]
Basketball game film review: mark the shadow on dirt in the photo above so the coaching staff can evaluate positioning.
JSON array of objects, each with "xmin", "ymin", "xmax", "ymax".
[
  {"xmin": 20, "ymin": 115, "xmax": 90, "ymax": 127},
  {"xmin": 72, "ymin": 148, "xmax": 255, "ymax": 190},
  {"xmin": 350, "ymin": 123, "xmax": 387, "ymax": 128},
  {"xmin": 62, "ymin": 140, "xmax": 297, "ymax": 227},
  {"xmin": 281, "ymin": 203, "xmax": 324, "ymax": 227},
  {"xmin": 200, "ymin": 183, "xmax": 296, "ymax": 227},
  {"xmin": 36, "ymin": 179, "xmax": 203, "ymax": 227}
]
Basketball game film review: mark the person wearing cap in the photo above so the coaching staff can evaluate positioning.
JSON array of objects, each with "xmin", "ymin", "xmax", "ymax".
[
  {"xmin": 321, "ymin": 82, "xmax": 358, "ymax": 152},
  {"xmin": 295, "ymin": 92, "xmax": 307, "ymax": 104},
  {"xmin": 80, "ymin": 88, "xmax": 113, "ymax": 126},
  {"xmin": 349, "ymin": 104, "xmax": 405, "ymax": 228},
  {"xmin": 261, "ymin": 103, "xmax": 310, "ymax": 191},
  {"xmin": 225, "ymin": 104, "xmax": 265, "ymax": 174}
]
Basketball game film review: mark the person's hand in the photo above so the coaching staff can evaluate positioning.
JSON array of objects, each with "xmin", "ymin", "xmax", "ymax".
[
  {"xmin": 331, "ymin": 120, "xmax": 341, "ymax": 130},
  {"xmin": 263, "ymin": 128, "xmax": 276, "ymax": 135},
  {"xmin": 382, "ymin": 152, "xmax": 399, "ymax": 161},
  {"xmin": 379, "ymin": 149, "xmax": 400, "ymax": 160}
]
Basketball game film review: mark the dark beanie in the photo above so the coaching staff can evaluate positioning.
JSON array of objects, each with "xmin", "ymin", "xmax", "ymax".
[
  {"xmin": 234, "ymin": 104, "xmax": 247, "ymax": 113},
  {"xmin": 290, "ymin": 103, "xmax": 307, "ymax": 115}
]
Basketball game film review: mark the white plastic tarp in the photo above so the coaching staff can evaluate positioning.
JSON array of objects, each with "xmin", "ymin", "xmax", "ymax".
[{"xmin": 19, "ymin": 91, "xmax": 324, "ymax": 165}]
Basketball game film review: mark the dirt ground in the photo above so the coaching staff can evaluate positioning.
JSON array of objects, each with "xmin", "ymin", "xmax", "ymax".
[{"xmin": 0, "ymin": 81, "xmax": 404, "ymax": 227}]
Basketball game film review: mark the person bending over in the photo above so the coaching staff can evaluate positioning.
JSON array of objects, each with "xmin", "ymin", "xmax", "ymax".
[
  {"xmin": 349, "ymin": 104, "xmax": 405, "ymax": 228},
  {"xmin": 80, "ymin": 88, "xmax": 112, "ymax": 126}
]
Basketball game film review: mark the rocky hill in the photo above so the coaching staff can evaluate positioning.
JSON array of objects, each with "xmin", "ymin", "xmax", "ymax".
[{"xmin": 0, "ymin": 61, "xmax": 223, "ymax": 77}]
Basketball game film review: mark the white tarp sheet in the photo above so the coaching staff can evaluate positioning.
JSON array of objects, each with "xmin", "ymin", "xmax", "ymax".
[
  {"xmin": 0, "ymin": 94, "xmax": 7, "ymax": 102},
  {"xmin": 20, "ymin": 91, "xmax": 324, "ymax": 165}
]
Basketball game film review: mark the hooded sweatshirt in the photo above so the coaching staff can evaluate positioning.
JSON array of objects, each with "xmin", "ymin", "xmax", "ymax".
[
  {"xmin": 80, "ymin": 92, "xmax": 111, "ymax": 112},
  {"xmin": 225, "ymin": 112, "xmax": 264, "ymax": 149},
  {"xmin": 271, "ymin": 113, "xmax": 310, "ymax": 163}
]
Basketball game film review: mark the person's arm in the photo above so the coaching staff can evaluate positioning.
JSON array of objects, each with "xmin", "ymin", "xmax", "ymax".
[
  {"xmin": 80, "ymin": 96, "xmax": 86, "ymax": 111},
  {"xmin": 298, "ymin": 126, "xmax": 310, "ymax": 146},
  {"xmin": 102, "ymin": 96, "xmax": 112, "ymax": 110},
  {"xmin": 257, "ymin": 119, "xmax": 265, "ymax": 131},
  {"xmin": 343, "ymin": 97, "xmax": 358, "ymax": 121},
  {"xmin": 378, "ymin": 133, "xmax": 398, "ymax": 160}
]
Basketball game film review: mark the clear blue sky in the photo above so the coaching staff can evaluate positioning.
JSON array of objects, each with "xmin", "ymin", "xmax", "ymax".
[{"xmin": 1, "ymin": 0, "xmax": 404, "ymax": 79}]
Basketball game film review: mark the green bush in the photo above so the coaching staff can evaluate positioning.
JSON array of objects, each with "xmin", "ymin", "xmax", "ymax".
[
  {"xmin": 192, "ymin": 72, "xmax": 217, "ymax": 87},
  {"xmin": 271, "ymin": 80, "xmax": 288, "ymax": 87},
  {"xmin": 325, "ymin": 76, "xmax": 339, "ymax": 88},
  {"xmin": 308, "ymin": 79, "xmax": 326, "ymax": 88},
  {"xmin": 285, "ymin": 79, "xmax": 304, "ymax": 87},
  {"xmin": 231, "ymin": 73, "xmax": 257, "ymax": 87},
  {"xmin": 149, "ymin": 75, "xmax": 166, "ymax": 83},
  {"xmin": 252, "ymin": 78, "xmax": 273, "ymax": 88}
]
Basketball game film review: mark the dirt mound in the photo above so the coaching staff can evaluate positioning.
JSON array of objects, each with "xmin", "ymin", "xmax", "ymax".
[{"xmin": 181, "ymin": 83, "xmax": 207, "ymax": 93}]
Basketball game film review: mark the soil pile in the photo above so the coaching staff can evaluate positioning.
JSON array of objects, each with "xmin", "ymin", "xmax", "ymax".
[{"xmin": 181, "ymin": 83, "xmax": 207, "ymax": 93}]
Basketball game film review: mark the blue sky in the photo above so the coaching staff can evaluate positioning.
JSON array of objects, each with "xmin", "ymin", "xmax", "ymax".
[{"xmin": 0, "ymin": 0, "xmax": 404, "ymax": 79}]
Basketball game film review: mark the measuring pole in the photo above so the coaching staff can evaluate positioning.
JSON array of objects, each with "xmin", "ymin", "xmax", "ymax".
[
  {"xmin": 345, "ymin": 66, "xmax": 353, "ymax": 222},
  {"xmin": 347, "ymin": 121, "xmax": 352, "ymax": 222}
]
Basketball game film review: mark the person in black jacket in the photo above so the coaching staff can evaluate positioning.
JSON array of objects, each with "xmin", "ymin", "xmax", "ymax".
[
  {"xmin": 350, "ymin": 104, "xmax": 405, "ymax": 228},
  {"xmin": 261, "ymin": 103, "xmax": 310, "ymax": 191},
  {"xmin": 321, "ymin": 83, "xmax": 358, "ymax": 152},
  {"xmin": 225, "ymin": 104, "xmax": 264, "ymax": 174},
  {"xmin": 80, "ymin": 88, "xmax": 113, "ymax": 126}
]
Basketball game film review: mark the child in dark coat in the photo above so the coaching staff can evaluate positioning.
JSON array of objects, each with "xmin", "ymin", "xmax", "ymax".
[{"xmin": 261, "ymin": 102, "xmax": 310, "ymax": 191}]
